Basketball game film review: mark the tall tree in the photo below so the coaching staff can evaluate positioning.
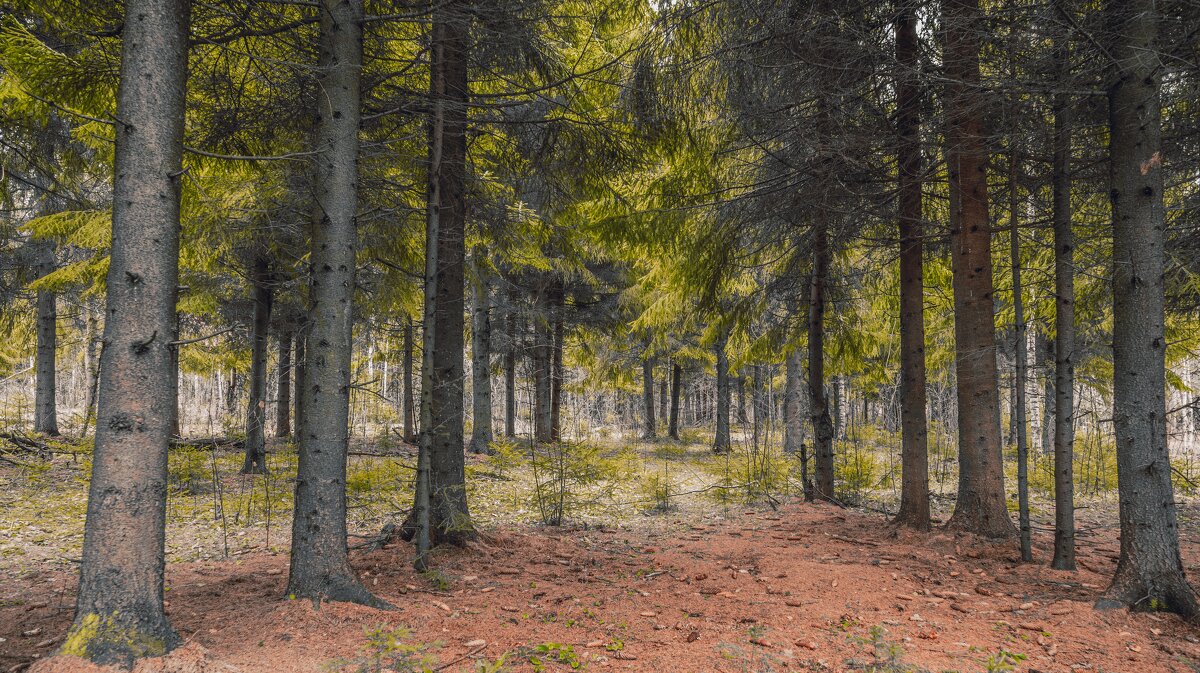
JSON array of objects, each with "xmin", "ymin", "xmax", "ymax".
[
  {"xmin": 63, "ymin": 0, "xmax": 189, "ymax": 664},
  {"xmin": 242, "ymin": 254, "xmax": 272, "ymax": 474},
  {"xmin": 417, "ymin": 0, "xmax": 474, "ymax": 545},
  {"xmin": 713, "ymin": 329, "xmax": 731, "ymax": 454},
  {"xmin": 469, "ymin": 247, "xmax": 493, "ymax": 454},
  {"xmin": 33, "ymin": 241, "xmax": 58, "ymax": 435},
  {"xmin": 275, "ymin": 327, "xmax": 292, "ymax": 438},
  {"xmin": 641, "ymin": 354, "xmax": 656, "ymax": 439},
  {"xmin": 941, "ymin": 0, "xmax": 1014, "ymax": 537},
  {"xmin": 1049, "ymin": 0, "xmax": 1076, "ymax": 572},
  {"xmin": 286, "ymin": 0, "xmax": 381, "ymax": 607},
  {"xmin": 808, "ymin": 219, "xmax": 835, "ymax": 501},
  {"xmin": 892, "ymin": 0, "xmax": 929, "ymax": 530},
  {"xmin": 1098, "ymin": 0, "xmax": 1196, "ymax": 617},
  {"xmin": 668, "ymin": 362, "xmax": 682, "ymax": 440}
]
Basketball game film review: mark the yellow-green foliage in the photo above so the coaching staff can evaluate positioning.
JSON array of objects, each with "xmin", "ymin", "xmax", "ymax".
[
  {"xmin": 834, "ymin": 439, "xmax": 886, "ymax": 497},
  {"xmin": 639, "ymin": 467, "xmax": 675, "ymax": 513},
  {"xmin": 699, "ymin": 445, "xmax": 791, "ymax": 505},
  {"xmin": 529, "ymin": 441, "xmax": 630, "ymax": 526},
  {"xmin": 167, "ymin": 448, "xmax": 210, "ymax": 494},
  {"xmin": 61, "ymin": 612, "xmax": 170, "ymax": 662}
]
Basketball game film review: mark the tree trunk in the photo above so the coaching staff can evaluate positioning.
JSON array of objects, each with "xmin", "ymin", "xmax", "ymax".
[
  {"xmin": 1099, "ymin": 0, "xmax": 1196, "ymax": 617},
  {"xmin": 809, "ymin": 220, "xmax": 835, "ymax": 502},
  {"xmin": 549, "ymin": 282, "xmax": 564, "ymax": 442},
  {"xmin": 33, "ymin": 245, "xmax": 59, "ymax": 436},
  {"xmin": 402, "ymin": 316, "xmax": 414, "ymax": 442},
  {"xmin": 659, "ymin": 364, "xmax": 668, "ymax": 424},
  {"xmin": 469, "ymin": 247, "xmax": 493, "ymax": 454},
  {"xmin": 81, "ymin": 304, "xmax": 100, "ymax": 438},
  {"xmin": 892, "ymin": 0, "xmax": 929, "ymax": 530},
  {"xmin": 1009, "ymin": 148, "xmax": 1032, "ymax": 561},
  {"xmin": 642, "ymin": 355, "xmax": 656, "ymax": 439},
  {"xmin": 275, "ymin": 327, "xmax": 292, "ymax": 438},
  {"xmin": 418, "ymin": 0, "xmax": 474, "ymax": 547},
  {"xmin": 242, "ymin": 256, "xmax": 272, "ymax": 474},
  {"xmin": 504, "ymin": 293, "xmax": 517, "ymax": 437},
  {"xmin": 941, "ymin": 0, "xmax": 1014, "ymax": 538},
  {"xmin": 668, "ymin": 362, "xmax": 682, "ymax": 440},
  {"xmin": 66, "ymin": 0, "xmax": 188, "ymax": 663},
  {"xmin": 294, "ymin": 326, "xmax": 306, "ymax": 434},
  {"xmin": 714, "ymin": 330, "xmax": 731, "ymax": 454},
  {"xmin": 532, "ymin": 289, "xmax": 553, "ymax": 443},
  {"xmin": 286, "ymin": 0, "xmax": 380, "ymax": 607},
  {"xmin": 1051, "ymin": 0, "xmax": 1076, "ymax": 571}
]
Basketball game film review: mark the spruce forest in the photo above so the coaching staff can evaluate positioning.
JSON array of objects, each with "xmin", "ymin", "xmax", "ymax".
[{"xmin": 2, "ymin": 0, "xmax": 1200, "ymax": 671}]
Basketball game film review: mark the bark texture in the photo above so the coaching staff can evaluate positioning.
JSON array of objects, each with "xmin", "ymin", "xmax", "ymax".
[
  {"xmin": 1099, "ymin": 0, "xmax": 1196, "ymax": 616},
  {"xmin": 892, "ymin": 0, "xmax": 929, "ymax": 530},
  {"xmin": 287, "ymin": 0, "xmax": 381, "ymax": 607},
  {"xmin": 419, "ymin": 0, "xmax": 474, "ymax": 545},
  {"xmin": 242, "ymin": 256, "xmax": 272, "ymax": 474},
  {"xmin": 34, "ymin": 244, "xmax": 59, "ymax": 436},
  {"xmin": 275, "ymin": 327, "xmax": 292, "ymax": 438},
  {"xmin": 642, "ymin": 356, "xmax": 656, "ymax": 439},
  {"xmin": 809, "ymin": 220, "xmax": 835, "ymax": 502},
  {"xmin": 941, "ymin": 0, "xmax": 1014, "ymax": 538},
  {"xmin": 668, "ymin": 362, "xmax": 682, "ymax": 440},
  {"xmin": 469, "ymin": 248, "xmax": 493, "ymax": 454},
  {"xmin": 65, "ymin": 0, "xmax": 189, "ymax": 664},
  {"xmin": 1050, "ymin": 0, "xmax": 1076, "ymax": 571}
]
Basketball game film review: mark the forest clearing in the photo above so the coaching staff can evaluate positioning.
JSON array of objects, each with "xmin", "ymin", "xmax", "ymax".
[
  {"xmin": 5, "ymin": 436, "xmax": 1200, "ymax": 673},
  {"xmin": 4, "ymin": 0, "xmax": 1200, "ymax": 671}
]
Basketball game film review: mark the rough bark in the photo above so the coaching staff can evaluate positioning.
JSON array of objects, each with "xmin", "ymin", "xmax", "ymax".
[
  {"xmin": 294, "ymin": 327, "xmax": 306, "ymax": 433},
  {"xmin": 275, "ymin": 327, "xmax": 292, "ymax": 438},
  {"xmin": 809, "ymin": 220, "xmax": 836, "ymax": 502},
  {"xmin": 286, "ymin": 0, "xmax": 381, "ymax": 607},
  {"xmin": 668, "ymin": 362, "xmax": 682, "ymax": 440},
  {"xmin": 419, "ymin": 0, "xmax": 474, "ymax": 545},
  {"xmin": 402, "ymin": 316, "xmax": 414, "ymax": 442},
  {"xmin": 1051, "ymin": 0, "xmax": 1076, "ymax": 570},
  {"xmin": 33, "ymin": 244, "xmax": 59, "ymax": 436},
  {"xmin": 532, "ymin": 289, "xmax": 553, "ymax": 443},
  {"xmin": 892, "ymin": 0, "xmax": 929, "ymax": 530},
  {"xmin": 81, "ymin": 304, "xmax": 100, "ymax": 438},
  {"xmin": 1010, "ymin": 149, "xmax": 1032, "ymax": 562},
  {"xmin": 1098, "ymin": 0, "xmax": 1196, "ymax": 616},
  {"xmin": 714, "ymin": 330, "xmax": 731, "ymax": 454},
  {"xmin": 941, "ymin": 0, "xmax": 1014, "ymax": 538},
  {"xmin": 241, "ymin": 256, "xmax": 272, "ymax": 474},
  {"xmin": 469, "ymin": 248, "xmax": 493, "ymax": 454},
  {"xmin": 550, "ymin": 285, "xmax": 563, "ymax": 442},
  {"xmin": 65, "ymin": 0, "xmax": 189, "ymax": 663}
]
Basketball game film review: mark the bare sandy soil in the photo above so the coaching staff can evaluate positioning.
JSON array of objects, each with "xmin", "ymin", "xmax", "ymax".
[{"xmin": 6, "ymin": 501, "xmax": 1200, "ymax": 673}]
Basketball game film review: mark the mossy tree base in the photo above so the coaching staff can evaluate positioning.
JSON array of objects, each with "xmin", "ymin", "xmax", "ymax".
[{"xmin": 61, "ymin": 611, "xmax": 181, "ymax": 670}]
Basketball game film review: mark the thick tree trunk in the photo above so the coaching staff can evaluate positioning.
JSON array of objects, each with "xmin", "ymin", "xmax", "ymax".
[
  {"xmin": 809, "ymin": 220, "xmax": 836, "ymax": 502},
  {"xmin": 714, "ymin": 331, "xmax": 731, "ymax": 454},
  {"xmin": 34, "ymin": 245, "xmax": 59, "ymax": 436},
  {"xmin": 1099, "ymin": 0, "xmax": 1196, "ymax": 617},
  {"xmin": 469, "ymin": 248, "xmax": 493, "ymax": 454},
  {"xmin": 242, "ymin": 256, "xmax": 272, "ymax": 474},
  {"xmin": 275, "ymin": 327, "xmax": 292, "ymax": 438},
  {"xmin": 668, "ymin": 362, "xmax": 682, "ymax": 440},
  {"xmin": 642, "ymin": 356, "xmax": 656, "ymax": 439},
  {"xmin": 1051, "ymin": 0, "xmax": 1076, "ymax": 571},
  {"xmin": 286, "ymin": 0, "xmax": 380, "ymax": 607},
  {"xmin": 892, "ymin": 0, "xmax": 929, "ymax": 530},
  {"xmin": 66, "ymin": 0, "xmax": 189, "ymax": 663},
  {"xmin": 418, "ymin": 0, "xmax": 474, "ymax": 546},
  {"xmin": 941, "ymin": 0, "xmax": 1014, "ymax": 538},
  {"xmin": 659, "ymin": 364, "xmax": 668, "ymax": 424},
  {"xmin": 1010, "ymin": 150, "xmax": 1032, "ymax": 561}
]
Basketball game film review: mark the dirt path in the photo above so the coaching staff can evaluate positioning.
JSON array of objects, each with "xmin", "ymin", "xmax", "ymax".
[{"xmin": 6, "ymin": 502, "xmax": 1200, "ymax": 672}]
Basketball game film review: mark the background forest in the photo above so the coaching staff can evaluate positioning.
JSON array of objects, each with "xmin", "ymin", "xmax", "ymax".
[{"xmin": 2, "ymin": 0, "xmax": 1200, "ymax": 671}]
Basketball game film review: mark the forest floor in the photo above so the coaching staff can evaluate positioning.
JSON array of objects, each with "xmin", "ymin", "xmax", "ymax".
[{"xmin": 3, "ymin": 435, "xmax": 1200, "ymax": 672}]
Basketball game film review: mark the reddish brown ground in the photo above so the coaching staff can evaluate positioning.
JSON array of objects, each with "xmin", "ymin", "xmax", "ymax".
[{"xmin": 6, "ymin": 503, "xmax": 1200, "ymax": 673}]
